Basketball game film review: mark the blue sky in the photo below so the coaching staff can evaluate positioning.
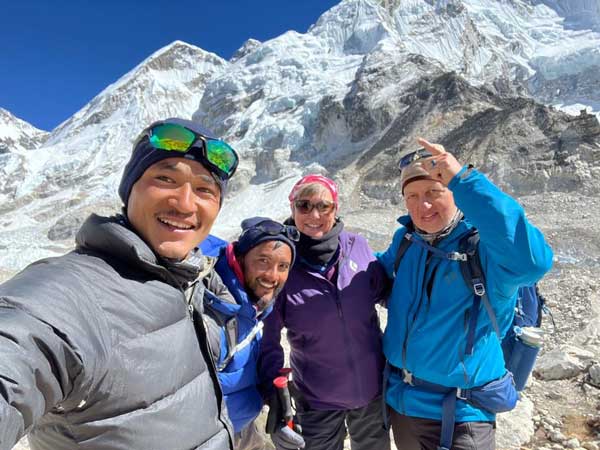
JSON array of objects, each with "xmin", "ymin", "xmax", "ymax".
[{"xmin": 1, "ymin": 1, "xmax": 340, "ymax": 131}]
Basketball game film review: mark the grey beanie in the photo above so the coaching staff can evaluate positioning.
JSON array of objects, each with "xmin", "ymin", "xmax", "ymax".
[{"xmin": 118, "ymin": 118, "xmax": 228, "ymax": 208}]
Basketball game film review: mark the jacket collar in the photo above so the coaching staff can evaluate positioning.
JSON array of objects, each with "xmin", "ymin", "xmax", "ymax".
[
  {"xmin": 225, "ymin": 243, "xmax": 246, "ymax": 287},
  {"xmin": 214, "ymin": 248, "xmax": 257, "ymax": 317},
  {"xmin": 75, "ymin": 213, "xmax": 208, "ymax": 285},
  {"xmin": 396, "ymin": 214, "xmax": 473, "ymax": 248}
]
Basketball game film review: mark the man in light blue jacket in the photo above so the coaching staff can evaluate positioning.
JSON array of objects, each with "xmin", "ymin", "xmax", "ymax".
[{"xmin": 377, "ymin": 138, "xmax": 553, "ymax": 450}]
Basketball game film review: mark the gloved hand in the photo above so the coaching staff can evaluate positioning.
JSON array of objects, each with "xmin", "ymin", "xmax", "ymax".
[
  {"xmin": 271, "ymin": 424, "xmax": 305, "ymax": 450},
  {"xmin": 266, "ymin": 389, "xmax": 305, "ymax": 450}
]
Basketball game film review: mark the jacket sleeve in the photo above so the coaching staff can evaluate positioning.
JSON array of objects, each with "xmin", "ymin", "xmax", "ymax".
[
  {"xmin": 257, "ymin": 293, "xmax": 286, "ymax": 399},
  {"xmin": 369, "ymin": 260, "xmax": 392, "ymax": 306},
  {"xmin": 449, "ymin": 167, "xmax": 554, "ymax": 296},
  {"xmin": 0, "ymin": 259, "xmax": 110, "ymax": 450},
  {"xmin": 0, "ymin": 304, "xmax": 86, "ymax": 450},
  {"xmin": 359, "ymin": 235, "xmax": 391, "ymax": 305}
]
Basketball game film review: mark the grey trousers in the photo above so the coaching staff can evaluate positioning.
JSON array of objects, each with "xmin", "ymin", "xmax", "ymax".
[
  {"xmin": 234, "ymin": 421, "xmax": 266, "ymax": 450},
  {"xmin": 297, "ymin": 396, "xmax": 391, "ymax": 450},
  {"xmin": 390, "ymin": 410, "xmax": 495, "ymax": 450}
]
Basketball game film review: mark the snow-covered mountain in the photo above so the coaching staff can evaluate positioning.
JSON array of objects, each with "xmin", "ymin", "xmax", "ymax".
[
  {"xmin": 326, "ymin": 0, "xmax": 600, "ymax": 113},
  {"xmin": 0, "ymin": 41, "xmax": 229, "ymax": 270},
  {"xmin": 18, "ymin": 40, "xmax": 228, "ymax": 199},
  {"xmin": 0, "ymin": 108, "xmax": 48, "ymax": 217},
  {"xmin": 1, "ymin": 0, "xmax": 599, "ymax": 272},
  {"xmin": 0, "ymin": 108, "xmax": 48, "ymax": 154},
  {"xmin": 536, "ymin": 0, "xmax": 600, "ymax": 31}
]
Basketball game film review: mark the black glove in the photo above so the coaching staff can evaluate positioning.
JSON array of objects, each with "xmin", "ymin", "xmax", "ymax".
[{"xmin": 266, "ymin": 392, "xmax": 305, "ymax": 450}]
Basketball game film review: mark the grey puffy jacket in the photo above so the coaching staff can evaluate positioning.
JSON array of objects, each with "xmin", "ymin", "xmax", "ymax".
[{"xmin": 0, "ymin": 214, "xmax": 234, "ymax": 450}]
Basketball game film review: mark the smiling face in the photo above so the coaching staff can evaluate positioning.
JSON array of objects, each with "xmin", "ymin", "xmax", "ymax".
[
  {"xmin": 240, "ymin": 241, "xmax": 293, "ymax": 302},
  {"xmin": 403, "ymin": 178, "xmax": 458, "ymax": 233},
  {"xmin": 291, "ymin": 185, "xmax": 337, "ymax": 239},
  {"xmin": 126, "ymin": 157, "xmax": 221, "ymax": 260}
]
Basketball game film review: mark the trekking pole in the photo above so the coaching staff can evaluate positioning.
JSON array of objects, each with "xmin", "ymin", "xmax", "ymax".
[{"xmin": 273, "ymin": 376, "xmax": 294, "ymax": 429}]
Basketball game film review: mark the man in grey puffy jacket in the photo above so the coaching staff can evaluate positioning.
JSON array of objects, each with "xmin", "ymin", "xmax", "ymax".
[{"xmin": 0, "ymin": 118, "xmax": 239, "ymax": 450}]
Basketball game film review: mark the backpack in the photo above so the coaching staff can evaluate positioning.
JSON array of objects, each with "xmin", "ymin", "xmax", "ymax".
[{"xmin": 393, "ymin": 227, "xmax": 549, "ymax": 392}]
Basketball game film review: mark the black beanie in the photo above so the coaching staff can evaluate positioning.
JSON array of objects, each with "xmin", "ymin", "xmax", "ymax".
[
  {"xmin": 234, "ymin": 217, "xmax": 297, "ymax": 264},
  {"xmin": 118, "ymin": 118, "xmax": 228, "ymax": 208}
]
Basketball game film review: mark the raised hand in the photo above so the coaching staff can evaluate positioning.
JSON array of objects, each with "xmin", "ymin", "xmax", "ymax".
[{"xmin": 417, "ymin": 137, "xmax": 463, "ymax": 186}]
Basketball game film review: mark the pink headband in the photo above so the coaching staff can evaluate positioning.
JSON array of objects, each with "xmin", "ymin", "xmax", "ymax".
[{"xmin": 288, "ymin": 174, "xmax": 339, "ymax": 206}]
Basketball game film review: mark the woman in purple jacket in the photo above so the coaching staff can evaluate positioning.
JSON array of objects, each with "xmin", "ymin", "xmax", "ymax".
[{"xmin": 260, "ymin": 174, "xmax": 391, "ymax": 450}]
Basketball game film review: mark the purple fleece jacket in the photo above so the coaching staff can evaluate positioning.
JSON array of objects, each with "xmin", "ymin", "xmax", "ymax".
[{"xmin": 260, "ymin": 230, "xmax": 389, "ymax": 410}]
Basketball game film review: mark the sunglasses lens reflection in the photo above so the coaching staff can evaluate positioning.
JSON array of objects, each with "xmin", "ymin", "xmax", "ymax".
[
  {"xmin": 399, "ymin": 149, "xmax": 432, "ymax": 170},
  {"xmin": 205, "ymin": 139, "xmax": 238, "ymax": 177},
  {"xmin": 147, "ymin": 123, "xmax": 239, "ymax": 179},
  {"xmin": 149, "ymin": 123, "xmax": 196, "ymax": 151}
]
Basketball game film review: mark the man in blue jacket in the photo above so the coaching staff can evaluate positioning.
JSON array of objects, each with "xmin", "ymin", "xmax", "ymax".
[
  {"xmin": 377, "ymin": 138, "xmax": 553, "ymax": 450},
  {"xmin": 201, "ymin": 217, "xmax": 305, "ymax": 450}
]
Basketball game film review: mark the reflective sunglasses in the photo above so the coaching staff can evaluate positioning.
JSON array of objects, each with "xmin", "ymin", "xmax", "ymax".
[
  {"xmin": 145, "ymin": 123, "xmax": 239, "ymax": 180},
  {"xmin": 398, "ymin": 148, "xmax": 432, "ymax": 171},
  {"xmin": 293, "ymin": 199, "xmax": 335, "ymax": 215},
  {"xmin": 243, "ymin": 220, "xmax": 300, "ymax": 242}
]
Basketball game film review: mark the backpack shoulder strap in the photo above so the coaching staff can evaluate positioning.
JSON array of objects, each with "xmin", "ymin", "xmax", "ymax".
[
  {"xmin": 458, "ymin": 229, "xmax": 501, "ymax": 355},
  {"xmin": 393, "ymin": 222, "xmax": 417, "ymax": 276},
  {"xmin": 393, "ymin": 233, "xmax": 414, "ymax": 276}
]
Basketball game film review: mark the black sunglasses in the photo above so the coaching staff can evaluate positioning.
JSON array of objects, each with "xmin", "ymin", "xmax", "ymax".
[
  {"xmin": 293, "ymin": 199, "xmax": 335, "ymax": 215},
  {"xmin": 398, "ymin": 148, "xmax": 432, "ymax": 170},
  {"xmin": 243, "ymin": 220, "xmax": 300, "ymax": 242}
]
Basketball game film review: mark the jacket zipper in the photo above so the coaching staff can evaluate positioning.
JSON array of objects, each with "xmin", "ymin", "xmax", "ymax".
[
  {"xmin": 335, "ymin": 296, "xmax": 343, "ymax": 318},
  {"xmin": 336, "ymin": 237, "xmax": 366, "ymax": 405},
  {"xmin": 163, "ymin": 268, "xmax": 233, "ymax": 445},
  {"xmin": 185, "ymin": 281, "xmax": 198, "ymax": 320},
  {"xmin": 399, "ymin": 250, "xmax": 433, "ymax": 414}
]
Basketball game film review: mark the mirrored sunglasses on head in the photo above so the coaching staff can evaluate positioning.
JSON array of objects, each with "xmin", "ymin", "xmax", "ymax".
[
  {"xmin": 246, "ymin": 219, "xmax": 300, "ymax": 242},
  {"xmin": 143, "ymin": 122, "xmax": 239, "ymax": 180},
  {"xmin": 398, "ymin": 148, "xmax": 432, "ymax": 171},
  {"xmin": 293, "ymin": 199, "xmax": 335, "ymax": 215}
]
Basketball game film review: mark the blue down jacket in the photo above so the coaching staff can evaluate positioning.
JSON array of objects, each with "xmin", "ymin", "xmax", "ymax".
[
  {"xmin": 377, "ymin": 167, "xmax": 553, "ymax": 422},
  {"xmin": 201, "ymin": 236, "xmax": 271, "ymax": 432}
]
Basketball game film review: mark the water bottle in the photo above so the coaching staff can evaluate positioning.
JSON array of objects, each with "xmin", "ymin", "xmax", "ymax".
[{"xmin": 506, "ymin": 326, "xmax": 543, "ymax": 392}]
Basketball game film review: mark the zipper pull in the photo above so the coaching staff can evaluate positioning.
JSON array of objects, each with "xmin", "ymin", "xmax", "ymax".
[{"xmin": 188, "ymin": 303, "xmax": 194, "ymax": 319}]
